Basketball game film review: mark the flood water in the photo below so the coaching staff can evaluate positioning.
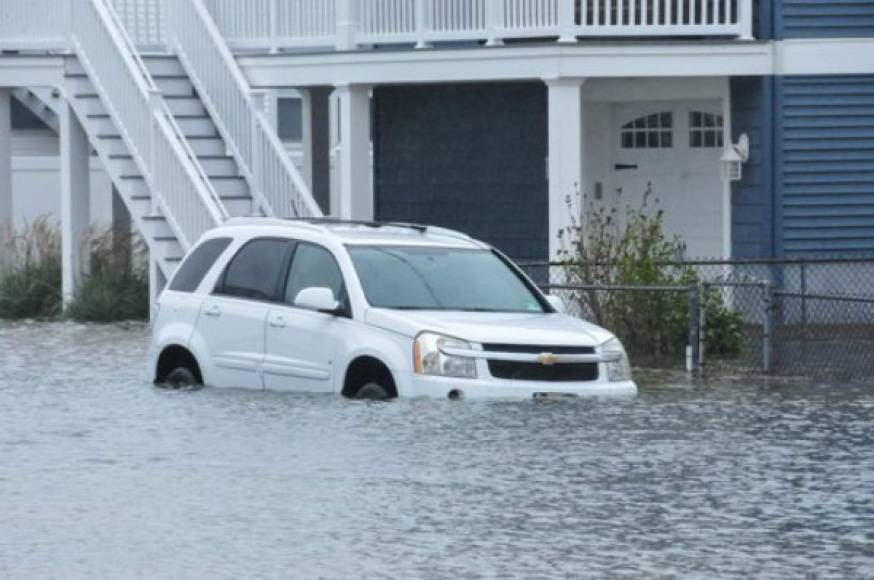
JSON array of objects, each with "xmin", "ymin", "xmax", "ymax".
[{"xmin": 1, "ymin": 321, "xmax": 873, "ymax": 579}]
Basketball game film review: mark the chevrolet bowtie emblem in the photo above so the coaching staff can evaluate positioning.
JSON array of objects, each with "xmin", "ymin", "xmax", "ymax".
[{"xmin": 538, "ymin": 353, "xmax": 558, "ymax": 366}]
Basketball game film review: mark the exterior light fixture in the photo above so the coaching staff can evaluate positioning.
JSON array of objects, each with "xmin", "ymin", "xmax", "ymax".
[{"xmin": 722, "ymin": 133, "xmax": 750, "ymax": 182}]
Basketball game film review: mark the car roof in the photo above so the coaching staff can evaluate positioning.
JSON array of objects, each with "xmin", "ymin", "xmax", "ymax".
[{"xmin": 213, "ymin": 218, "xmax": 488, "ymax": 250}]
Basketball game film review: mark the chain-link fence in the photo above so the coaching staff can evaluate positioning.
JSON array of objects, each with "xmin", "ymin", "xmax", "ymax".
[{"xmin": 521, "ymin": 258, "xmax": 874, "ymax": 381}]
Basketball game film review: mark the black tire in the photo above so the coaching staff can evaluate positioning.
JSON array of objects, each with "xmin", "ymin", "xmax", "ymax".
[
  {"xmin": 162, "ymin": 367, "xmax": 200, "ymax": 390},
  {"xmin": 356, "ymin": 382, "xmax": 391, "ymax": 401}
]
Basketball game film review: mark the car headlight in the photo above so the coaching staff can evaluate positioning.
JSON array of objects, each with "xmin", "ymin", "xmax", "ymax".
[
  {"xmin": 601, "ymin": 338, "xmax": 632, "ymax": 382},
  {"xmin": 413, "ymin": 332, "xmax": 477, "ymax": 379}
]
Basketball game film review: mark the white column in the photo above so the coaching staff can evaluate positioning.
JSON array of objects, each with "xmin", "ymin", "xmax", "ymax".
[
  {"xmin": 60, "ymin": 101, "xmax": 91, "ymax": 307},
  {"xmin": 334, "ymin": 84, "xmax": 372, "ymax": 221},
  {"xmin": 301, "ymin": 87, "xmax": 332, "ymax": 214},
  {"xmin": 149, "ymin": 252, "xmax": 166, "ymax": 325},
  {"xmin": 545, "ymin": 77, "xmax": 586, "ymax": 261},
  {"xmin": 0, "ymin": 89, "xmax": 12, "ymax": 239}
]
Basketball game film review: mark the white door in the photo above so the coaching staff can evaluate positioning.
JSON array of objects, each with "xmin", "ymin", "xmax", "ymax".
[
  {"xmin": 610, "ymin": 101, "xmax": 726, "ymax": 259},
  {"xmin": 263, "ymin": 242, "xmax": 349, "ymax": 393},
  {"xmin": 197, "ymin": 238, "xmax": 293, "ymax": 390}
]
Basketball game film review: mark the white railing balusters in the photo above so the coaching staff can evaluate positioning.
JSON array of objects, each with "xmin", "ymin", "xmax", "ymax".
[
  {"xmin": 1, "ymin": 0, "xmax": 752, "ymax": 52},
  {"xmin": 166, "ymin": 0, "xmax": 321, "ymax": 219}
]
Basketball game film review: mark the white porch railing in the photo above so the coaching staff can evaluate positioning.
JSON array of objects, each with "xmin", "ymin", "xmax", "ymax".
[
  {"xmin": 0, "ymin": 0, "xmax": 753, "ymax": 53},
  {"xmin": 165, "ymin": 0, "xmax": 322, "ymax": 218},
  {"xmin": 209, "ymin": 0, "xmax": 755, "ymax": 50},
  {"xmin": 73, "ymin": 0, "xmax": 227, "ymax": 250}
]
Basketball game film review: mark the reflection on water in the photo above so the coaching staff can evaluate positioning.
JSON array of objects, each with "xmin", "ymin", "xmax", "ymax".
[{"xmin": 1, "ymin": 321, "xmax": 873, "ymax": 579}]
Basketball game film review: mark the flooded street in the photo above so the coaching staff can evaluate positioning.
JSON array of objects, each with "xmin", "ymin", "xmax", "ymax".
[{"xmin": 1, "ymin": 322, "xmax": 872, "ymax": 579}]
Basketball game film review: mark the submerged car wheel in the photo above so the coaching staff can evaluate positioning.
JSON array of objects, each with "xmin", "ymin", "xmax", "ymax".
[
  {"xmin": 163, "ymin": 367, "xmax": 201, "ymax": 390},
  {"xmin": 356, "ymin": 382, "xmax": 391, "ymax": 401}
]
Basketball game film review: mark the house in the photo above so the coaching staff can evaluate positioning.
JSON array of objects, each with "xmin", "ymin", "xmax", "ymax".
[{"xmin": 0, "ymin": 0, "xmax": 873, "ymax": 305}]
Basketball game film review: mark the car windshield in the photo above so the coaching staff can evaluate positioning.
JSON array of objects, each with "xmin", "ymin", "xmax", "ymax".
[{"xmin": 347, "ymin": 245, "xmax": 546, "ymax": 313}]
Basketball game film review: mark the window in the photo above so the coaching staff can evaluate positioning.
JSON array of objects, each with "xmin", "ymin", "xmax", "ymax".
[
  {"xmin": 284, "ymin": 243, "xmax": 346, "ymax": 306},
  {"xmin": 689, "ymin": 112, "xmax": 724, "ymax": 148},
  {"xmin": 278, "ymin": 98, "xmax": 303, "ymax": 142},
  {"xmin": 217, "ymin": 239, "xmax": 290, "ymax": 301},
  {"xmin": 347, "ymin": 246, "xmax": 546, "ymax": 313},
  {"xmin": 621, "ymin": 113, "xmax": 673, "ymax": 149},
  {"xmin": 169, "ymin": 237, "xmax": 233, "ymax": 293}
]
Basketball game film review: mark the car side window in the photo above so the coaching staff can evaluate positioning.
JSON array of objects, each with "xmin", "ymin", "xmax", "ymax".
[
  {"xmin": 169, "ymin": 237, "xmax": 233, "ymax": 293},
  {"xmin": 284, "ymin": 243, "xmax": 346, "ymax": 306},
  {"xmin": 216, "ymin": 238, "xmax": 291, "ymax": 301}
]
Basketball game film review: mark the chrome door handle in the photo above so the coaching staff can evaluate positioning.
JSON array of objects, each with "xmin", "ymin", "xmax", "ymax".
[
  {"xmin": 269, "ymin": 316, "xmax": 287, "ymax": 329},
  {"xmin": 204, "ymin": 305, "xmax": 222, "ymax": 317}
]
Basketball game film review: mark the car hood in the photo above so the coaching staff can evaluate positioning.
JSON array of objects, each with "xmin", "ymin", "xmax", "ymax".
[{"xmin": 364, "ymin": 309, "xmax": 615, "ymax": 347}]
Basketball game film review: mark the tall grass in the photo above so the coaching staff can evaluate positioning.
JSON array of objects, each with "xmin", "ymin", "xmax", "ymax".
[
  {"xmin": 66, "ymin": 227, "xmax": 150, "ymax": 323},
  {"xmin": 0, "ymin": 218, "xmax": 62, "ymax": 319},
  {"xmin": 0, "ymin": 218, "xmax": 150, "ymax": 322}
]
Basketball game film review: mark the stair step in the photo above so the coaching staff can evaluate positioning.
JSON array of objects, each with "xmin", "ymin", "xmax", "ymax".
[
  {"xmin": 164, "ymin": 97, "xmax": 206, "ymax": 117},
  {"xmin": 89, "ymin": 115, "xmax": 217, "ymax": 138},
  {"xmin": 211, "ymin": 176, "xmax": 249, "ymax": 198},
  {"xmin": 141, "ymin": 55, "xmax": 185, "ymax": 77},
  {"xmin": 153, "ymin": 77, "xmax": 195, "ymax": 97},
  {"xmin": 140, "ymin": 215, "xmax": 175, "ymax": 238}
]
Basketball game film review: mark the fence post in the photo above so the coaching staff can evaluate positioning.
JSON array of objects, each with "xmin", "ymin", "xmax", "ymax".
[
  {"xmin": 335, "ymin": 0, "xmax": 359, "ymax": 50},
  {"xmin": 699, "ymin": 283, "xmax": 707, "ymax": 370},
  {"xmin": 739, "ymin": 0, "xmax": 754, "ymax": 39},
  {"xmin": 558, "ymin": 0, "xmax": 578, "ymax": 43},
  {"xmin": 269, "ymin": 0, "xmax": 279, "ymax": 53},
  {"xmin": 762, "ymin": 282, "xmax": 776, "ymax": 373},
  {"xmin": 485, "ymin": 0, "xmax": 504, "ymax": 46},
  {"xmin": 687, "ymin": 284, "xmax": 701, "ymax": 375},
  {"xmin": 415, "ymin": 0, "xmax": 431, "ymax": 49}
]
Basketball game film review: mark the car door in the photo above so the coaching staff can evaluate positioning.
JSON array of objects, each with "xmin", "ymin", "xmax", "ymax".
[
  {"xmin": 263, "ymin": 242, "xmax": 350, "ymax": 393},
  {"xmin": 197, "ymin": 238, "xmax": 293, "ymax": 390}
]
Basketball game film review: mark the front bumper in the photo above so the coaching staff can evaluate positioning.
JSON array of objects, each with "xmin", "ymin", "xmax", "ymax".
[{"xmin": 399, "ymin": 372, "xmax": 637, "ymax": 400}]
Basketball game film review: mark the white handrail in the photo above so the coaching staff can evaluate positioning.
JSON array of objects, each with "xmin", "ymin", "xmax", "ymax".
[
  {"xmin": 166, "ymin": 0, "xmax": 323, "ymax": 218},
  {"xmin": 73, "ymin": 0, "xmax": 227, "ymax": 251}
]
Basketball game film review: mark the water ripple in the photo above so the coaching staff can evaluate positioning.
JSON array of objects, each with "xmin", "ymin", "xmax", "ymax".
[{"xmin": 0, "ymin": 321, "xmax": 872, "ymax": 579}]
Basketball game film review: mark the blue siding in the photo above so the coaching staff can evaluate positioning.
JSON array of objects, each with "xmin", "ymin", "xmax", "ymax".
[
  {"xmin": 776, "ymin": 0, "xmax": 874, "ymax": 39},
  {"xmin": 731, "ymin": 76, "xmax": 776, "ymax": 258},
  {"xmin": 776, "ymin": 75, "xmax": 874, "ymax": 255}
]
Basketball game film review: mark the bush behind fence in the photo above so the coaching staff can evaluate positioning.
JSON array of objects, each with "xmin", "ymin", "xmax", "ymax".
[{"xmin": 521, "ymin": 257, "xmax": 874, "ymax": 380}]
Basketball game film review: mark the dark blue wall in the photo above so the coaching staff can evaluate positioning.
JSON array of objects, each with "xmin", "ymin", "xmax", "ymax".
[
  {"xmin": 731, "ymin": 76, "xmax": 776, "ymax": 258},
  {"xmin": 373, "ymin": 82, "xmax": 549, "ymax": 262},
  {"xmin": 775, "ymin": 0, "xmax": 874, "ymax": 39},
  {"xmin": 776, "ymin": 75, "xmax": 874, "ymax": 255}
]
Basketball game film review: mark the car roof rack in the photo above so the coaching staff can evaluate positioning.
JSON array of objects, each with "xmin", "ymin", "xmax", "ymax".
[
  {"xmin": 284, "ymin": 217, "xmax": 427, "ymax": 232},
  {"xmin": 282, "ymin": 217, "xmax": 473, "ymax": 241}
]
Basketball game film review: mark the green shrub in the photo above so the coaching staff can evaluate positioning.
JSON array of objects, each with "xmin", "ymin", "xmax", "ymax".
[
  {"xmin": 558, "ymin": 186, "xmax": 744, "ymax": 366},
  {"xmin": 67, "ymin": 228, "xmax": 149, "ymax": 322},
  {"xmin": 0, "ymin": 218, "xmax": 62, "ymax": 319}
]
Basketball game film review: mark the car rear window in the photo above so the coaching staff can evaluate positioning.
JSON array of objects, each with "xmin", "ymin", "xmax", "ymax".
[
  {"xmin": 169, "ymin": 237, "xmax": 233, "ymax": 293},
  {"xmin": 216, "ymin": 238, "xmax": 291, "ymax": 301}
]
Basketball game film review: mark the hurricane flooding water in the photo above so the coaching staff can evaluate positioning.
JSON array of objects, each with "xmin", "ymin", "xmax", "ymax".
[{"xmin": 1, "ymin": 321, "xmax": 872, "ymax": 579}]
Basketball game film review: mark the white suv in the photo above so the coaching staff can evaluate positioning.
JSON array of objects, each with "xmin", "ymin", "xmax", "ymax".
[{"xmin": 149, "ymin": 219, "xmax": 636, "ymax": 400}]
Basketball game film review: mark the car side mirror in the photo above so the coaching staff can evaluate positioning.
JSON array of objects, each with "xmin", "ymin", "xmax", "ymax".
[
  {"xmin": 294, "ymin": 287, "xmax": 341, "ymax": 315},
  {"xmin": 546, "ymin": 295, "xmax": 565, "ymax": 313}
]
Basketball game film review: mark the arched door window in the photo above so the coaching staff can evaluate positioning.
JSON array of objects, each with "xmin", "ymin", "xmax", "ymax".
[{"xmin": 620, "ymin": 112, "xmax": 673, "ymax": 149}]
